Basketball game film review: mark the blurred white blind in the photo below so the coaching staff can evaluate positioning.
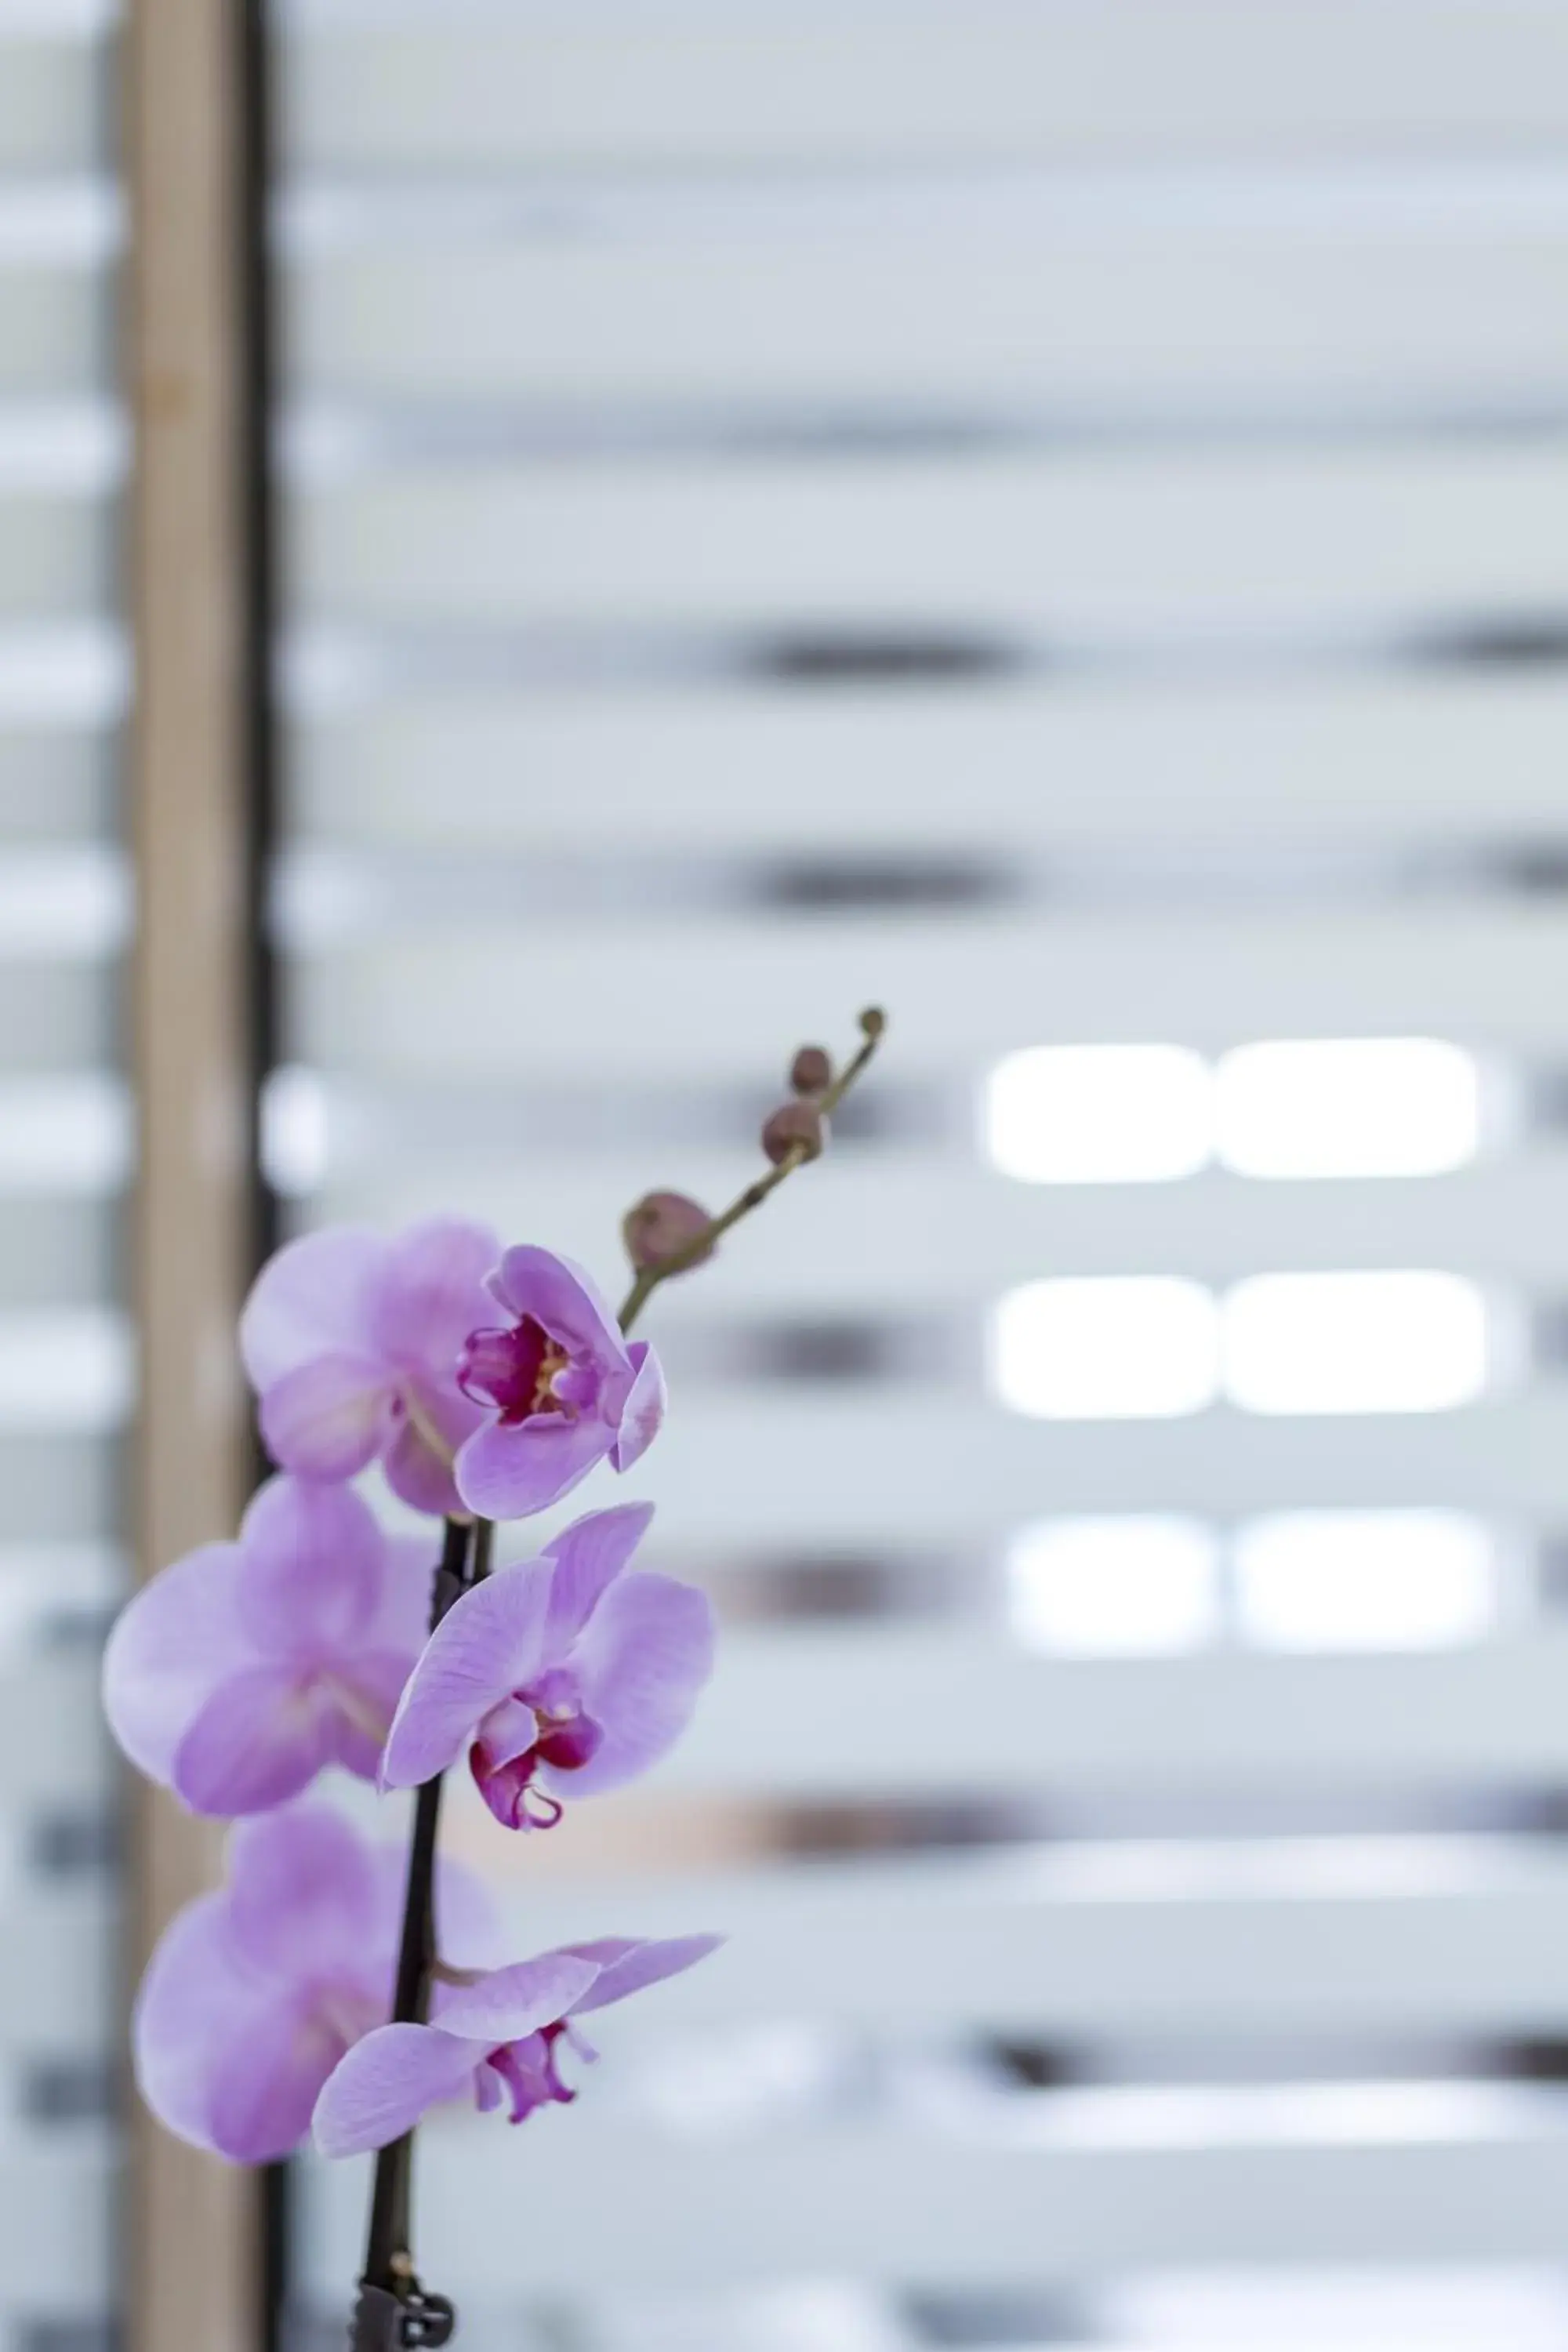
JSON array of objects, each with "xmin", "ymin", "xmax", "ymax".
[
  {"xmin": 0, "ymin": 4, "xmax": 125, "ymax": 2350},
  {"xmin": 280, "ymin": 5, "xmax": 1568, "ymax": 2347}
]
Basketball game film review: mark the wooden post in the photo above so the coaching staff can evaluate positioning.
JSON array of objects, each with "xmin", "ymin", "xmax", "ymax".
[{"xmin": 124, "ymin": 0, "xmax": 267, "ymax": 2345}]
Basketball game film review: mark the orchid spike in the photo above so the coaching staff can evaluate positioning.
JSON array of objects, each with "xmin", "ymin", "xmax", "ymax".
[
  {"xmin": 314, "ymin": 1934, "xmax": 720, "ymax": 2155},
  {"xmin": 380, "ymin": 1501, "xmax": 713, "ymax": 1829}
]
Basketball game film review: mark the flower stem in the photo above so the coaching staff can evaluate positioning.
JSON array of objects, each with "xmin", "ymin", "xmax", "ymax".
[
  {"xmin": 354, "ymin": 1512, "xmax": 487, "ymax": 2339},
  {"xmin": 617, "ymin": 1007, "xmax": 887, "ymax": 1336}
]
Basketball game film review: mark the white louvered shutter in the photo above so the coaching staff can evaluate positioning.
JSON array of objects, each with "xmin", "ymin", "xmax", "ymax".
[
  {"xmin": 281, "ymin": 7, "xmax": 1568, "ymax": 2348},
  {"xmin": 0, "ymin": 4, "xmax": 124, "ymax": 2348}
]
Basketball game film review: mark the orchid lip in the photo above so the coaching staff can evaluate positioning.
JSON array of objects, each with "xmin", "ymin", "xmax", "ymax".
[{"xmin": 457, "ymin": 1317, "xmax": 575, "ymax": 1426}]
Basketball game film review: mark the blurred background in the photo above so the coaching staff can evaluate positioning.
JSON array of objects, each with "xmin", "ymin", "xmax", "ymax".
[{"xmin": 16, "ymin": 0, "xmax": 1568, "ymax": 2346}]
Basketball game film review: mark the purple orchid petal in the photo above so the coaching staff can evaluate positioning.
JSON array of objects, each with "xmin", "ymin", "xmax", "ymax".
[
  {"xmin": 207, "ymin": 1991, "xmax": 345, "ymax": 2165},
  {"xmin": 488, "ymin": 1247, "xmax": 623, "ymax": 1364},
  {"xmin": 565, "ymin": 1933, "xmax": 722, "ymax": 2016},
  {"xmin": 542, "ymin": 1501, "xmax": 655, "ymax": 1652},
  {"xmin": 609, "ymin": 1340, "xmax": 666, "ymax": 1473},
  {"xmin": 542, "ymin": 1572, "xmax": 715, "ymax": 1799},
  {"xmin": 325, "ymin": 1650, "xmax": 419, "ymax": 1780},
  {"xmin": 313, "ymin": 2024, "xmax": 479, "ymax": 2158},
  {"xmin": 369, "ymin": 1217, "xmax": 499, "ymax": 1372},
  {"xmin": 382, "ymin": 1416, "xmax": 463, "ymax": 1515},
  {"xmin": 366, "ymin": 1534, "xmax": 445, "ymax": 1660},
  {"xmin": 241, "ymin": 1226, "xmax": 387, "ymax": 1389},
  {"xmin": 258, "ymin": 1352, "xmax": 395, "ymax": 1482},
  {"xmin": 382, "ymin": 1375, "xmax": 484, "ymax": 1515},
  {"xmin": 234, "ymin": 1475, "xmax": 383, "ymax": 1661},
  {"xmin": 380, "ymin": 1559, "xmax": 554, "ymax": 1790},
  {"xmin": 132, "ymin": 1890, "xmax": 261, "ymax": 2152},
  {"xmin": 473, "ymin": 1694, "xmax": 539, "ymax": 1772},
  {"xmin": 453, "ymin": 1412, "xmax": 611, "ymax": 1521},
  {"xmin": 224, "ymin": 1805, "xmax": 382, "ymax": 1982},
  {"xmin": 172, "ymin": 1665, "xmax": 335, "ymax": 1817},
  {"xmin": 102, "ymin": 1540, "xmax": 250, "ymax": 1786},
  {"xmin": 432, "ymin": 1954, "xmax": 600, "ymax": 2045}
]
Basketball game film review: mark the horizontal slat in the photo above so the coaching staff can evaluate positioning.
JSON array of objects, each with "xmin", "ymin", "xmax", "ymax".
[
  {"xmin": 0, "ymin": 1886, "xmax": 110, "ymax": 2052},
  {"xmin": 300, "ymin": 2118, "xmax": 1568, "ymax": 2292},
  {"xmin": 0, "ymin": 1436, "xmax": 116, "ymax": 1542},
  {"xmin": 315, "ymin": 1156, "xmax": 1568, "ymax": 1301},
  {"xmin": 0, "ymin": 724, "xmax": 112, "ymax": 835},
  {"xmin": 0, "ymin": 37, "xmax": 99, "ymax": 175},
  {"xmin": 298, "ymin": 445, "xmax": 1568, "ymax": 639},
  {"xmin": 0, "ymin": 265, "xmax": 103, "ymax": 396},
  {"xmin": 292, "ymin": 908, "xmax": 1568, "ymax": 1077},
  {"xmin": 485, "ymin": 1840, "xmax": 1568, "ymax": 2040},
  {"xmin": 292, "ymin": 233, "xmax": 1568, "ymax": 408},
  {"xmin": 0, "ymin": 1201, "xmax": 114, "ymax": 1296},
  {"xmin": 0, "ymin": 1657, "xmax": 114, "ymax": 1803},
  {"xmin": 0, "ymin": 2150, "xmax": 108, "ymax": 2303},
  {"xmin": 289, "ymin": 677, "xmax": 1568, "ymax": 854},
  {"xmin": 0, "ymin": 495, "xmax": 106, "ymax": 619},
  {"xmin": 658, "ymin": 1629, "xmax": 1568, "ymax": 1798},
  {"xmin": 616, "ymin": 1395, "xmax": 1568, "ymax": 1541},
  {"xmin": 0, "ymin": 968, "xmax": 114, "ymax": 1067},
  {"xmin": 285, "ymin": 1, "xmax": 1568, "ymax": 169}
]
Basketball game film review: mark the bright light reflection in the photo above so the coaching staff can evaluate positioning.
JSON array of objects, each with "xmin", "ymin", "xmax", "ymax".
[
  {"xmin": 985, "ymin": 1044, "xmax": 1210, "ymax": 1184},
  {"xmin": 1008, "ymin": 1516, "xmax": 1219, "ymax": 1654},
  {"xmin": 1216, "ymin": 1036, "xmax": 1479, "ymax": 1179},
  {"xmin": 1223, "ymin": 1271, "xmax": 1487, "ymax": 1415},
  {"xmin": 993, "ymin": 1278, "xmax": 1220, "ymax": 1419},
  {"xmin": 1235, "ymin": 1511, "xmax": 1495, "ymax": 1650}
]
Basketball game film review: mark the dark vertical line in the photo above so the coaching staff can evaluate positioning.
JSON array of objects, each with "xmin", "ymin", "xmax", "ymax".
[
  {"xmin": 238, "ymin": 0, "xmax": 280, "ymax": 1279},
  {"xmin": 237, "ymin": 0, "xmax": 286, "ymax": 2346}
]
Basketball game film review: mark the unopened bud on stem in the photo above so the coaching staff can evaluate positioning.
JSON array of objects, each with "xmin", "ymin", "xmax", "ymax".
[
  {"xmin": 789, "ymin": 1045, "xmax": 833, "ymax": 1096},
  {"xmin": 622, "ymin": 1190, "xmax": 716, "ymax": 1272},
  {"xmin": 762, "ymin": 1101, "xmax": 826, "ymax": 1165}
]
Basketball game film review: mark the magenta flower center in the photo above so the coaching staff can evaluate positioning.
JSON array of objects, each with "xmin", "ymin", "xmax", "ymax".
[
  {"xmin": 470, "ymin": 1668, "xmax": 605, "ymax": 1832},
  {"xmin": 485, "ymin": 2020, "xmax": 576, "ymax": 2125},
  {"xmin": 458, "ymin": 1316, "xmax": 575, "ymax": 1427}
]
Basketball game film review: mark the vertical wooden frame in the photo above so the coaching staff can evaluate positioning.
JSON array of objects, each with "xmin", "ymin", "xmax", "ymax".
[{"xmin": 125, "ymin": 0, "xmax": 268, "ymax": 2345}]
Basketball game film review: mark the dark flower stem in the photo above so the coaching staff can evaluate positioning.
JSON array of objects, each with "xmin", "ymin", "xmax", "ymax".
[
  {"xmin": 616, "ymin": 1007, "xmax": 887, "ymax": 1334},
  {"xmin": 354, "ymin": 1514, "xmax": 491, "ymax": 2343}
]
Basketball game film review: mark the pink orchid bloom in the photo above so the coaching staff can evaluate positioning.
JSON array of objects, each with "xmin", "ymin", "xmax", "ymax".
[
  {"xmin": 241, "ymin": 1218, "xmax": 499, "ymax": 1516},
  {"xmin": 136, "ymin": 1805, "xmax": 498, "ymax": 2165},
  {"xmin": 314, "ymin": 1934, "xmax": 720, "ymax": 2155},
  {"xmin": 103, "ymin": 1475, "xmax": 432, "ymax": 1816},
  {"xmin": 453, "ymin": 1247, "xmax": 665, "ymax": 1519},
  {"xmin": 380, "ymin": 1501, "xmax": 713, "ymax": 1829}
]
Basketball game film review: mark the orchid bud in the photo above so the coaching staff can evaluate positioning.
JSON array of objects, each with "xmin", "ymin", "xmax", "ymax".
[
  {"xmin": 789, "ymin": 1044, "xmax": 833, "ymax": 1096},
  {"xmin": 622, "ymin": 1190, "xmax": 715, "ymax": 1272},
  {"xmin": 762, "ymin": 1101, "xmax": 826, "ymax": 1165}
]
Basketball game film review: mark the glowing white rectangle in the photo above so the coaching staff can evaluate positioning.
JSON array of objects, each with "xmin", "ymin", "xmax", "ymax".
[
  {"xmin": 1216, "ymin": 1036, "xmax": 1479, "ymax": 1179},
  {"xmin": 993, "ymin": 1277, "xmax": 1220, "ymax": 1419},
  {"xmin": 1235, "ymin": 1510, "xmax": 1495, "ymax": 1650},
  {"xmin": 1224, "ymin": 1271, "xmax": 1487, "ymax": 1415},
  {"xmin": 1008, "ymin": 1516, "xmax": 1220, "ymax": 1654},
  {"xmin": 985, "ymin": 1044, "xmax": 1210, "ymax": 1184}
]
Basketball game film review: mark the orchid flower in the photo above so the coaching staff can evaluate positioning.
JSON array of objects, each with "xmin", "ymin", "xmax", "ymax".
[
  {"xmin": 314, "ymin": 1934, "xmax": 719, "ymax": 2155},
  {"xmin": 103, "ymin": 1474, "xmax": 430, "ymax": 1816},
  {"xmin": 136, "ymin": 1805, "xmax": 498, "ymax": 2165},
  {"xmin": 381, "ymin": 1501, "xmax": 713, "ymax": 1830},
  {"xmin": 241, "ymin": 1218, "xmax": 498, "ymax": 1515},
  {"xmin": 452, "ymin": 1247, "xmax": 665, "ymax": 1519}
]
